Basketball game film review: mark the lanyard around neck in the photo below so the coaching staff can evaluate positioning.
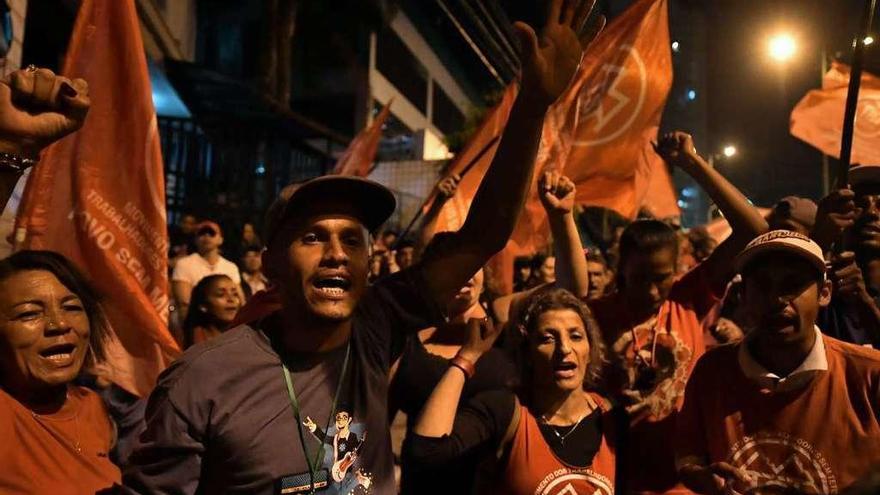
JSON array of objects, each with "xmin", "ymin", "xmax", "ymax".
[{"xmin": 281, "ymin": 341, "xmax": 351, "ymax": 493}]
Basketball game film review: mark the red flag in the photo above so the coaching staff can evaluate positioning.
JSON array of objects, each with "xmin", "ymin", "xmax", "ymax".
[
  {"xmin": 14, "ymin": 0, "xmax": 179, "ymax": 396},
  {"xmin": 638, "ymin": 142, "xmax": 680, "ymax": 219},
  {"xmin": 790, "ymin": 62, "xmax": 880, "ymax": 165},
  {"xmin": 333, "ymin": 100, "xmax": 393, "ymax": 176},
  {"xmin": 501, "ymin": 0, "xmax": 672, "ymax": 293},
  {"xmin": 431, "ymin": 84, "xmax": 518, "ymax": 234}
]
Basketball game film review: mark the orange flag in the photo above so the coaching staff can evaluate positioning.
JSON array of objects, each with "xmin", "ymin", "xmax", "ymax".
[
  {"xmin": 333, "ymin": 100, "xmax": 393, "ymax": 176},
  {"xmin": 790, "ymin": 62, "xmax": 880, "ymax": 165},
  {"xmin": 431, "ymin": 84, "xmax": 518, "ymax": 234},
  {"xmin": 14, "ymin": 0, "xmax": 179, "ymax": 397},
  {"xmin": 501, "ymin": 0, "xmax": 672, "ymax": 293},
  {"xmin": 638, "ymin": 143, "xmax": 680, "ymax": 219}
]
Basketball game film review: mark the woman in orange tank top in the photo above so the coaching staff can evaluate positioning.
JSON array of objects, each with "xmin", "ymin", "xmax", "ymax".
[{"xmin": 404, "ymin": 287, "xmax": 621, "ymax": 494}]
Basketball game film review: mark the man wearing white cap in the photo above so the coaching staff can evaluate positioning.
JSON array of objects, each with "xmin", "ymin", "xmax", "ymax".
[{"xmin": 675, "ymin": 230, "xmax": 880, "ymax": 495}]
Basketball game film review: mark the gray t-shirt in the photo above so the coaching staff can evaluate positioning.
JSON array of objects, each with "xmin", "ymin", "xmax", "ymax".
[{"xmin": 123, "ymin": 268, "xmax": 443, "ymax": 494}]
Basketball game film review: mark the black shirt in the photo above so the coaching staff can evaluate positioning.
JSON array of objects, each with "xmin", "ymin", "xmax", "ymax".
[
  {"xmin": 404, "ymin": 390, "xmax": 607, "ymax": 484},
  {"xmin": 123, "ymin": 268, "xmax": 443, "ymax": 495},
  {"xmin": 391, "ymin": 336, "xmax": 518, "ymax": 494}
]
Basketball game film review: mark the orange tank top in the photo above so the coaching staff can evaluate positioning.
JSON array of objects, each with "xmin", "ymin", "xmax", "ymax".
[{"xmin": 500, "ymin": 393, "xmax": 617, "ymax": 495}]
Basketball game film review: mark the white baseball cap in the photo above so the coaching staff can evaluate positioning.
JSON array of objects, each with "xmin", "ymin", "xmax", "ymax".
[{"xmin": 735, "ymin": 230, "xmax": 826, "ymax": 275}]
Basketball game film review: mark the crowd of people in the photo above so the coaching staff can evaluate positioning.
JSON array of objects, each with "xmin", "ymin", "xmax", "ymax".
[{"xmin": 0, "ymin": 1, "xmax": 879, "ymax": 494}]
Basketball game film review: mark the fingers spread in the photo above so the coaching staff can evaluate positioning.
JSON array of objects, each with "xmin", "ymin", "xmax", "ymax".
[
  {"xmin": 513, "ymin": 21, "xmax": 540, "ymax": 59},
  {"xmin": 547, "ymin": 0, "xmax": 564, "ymax": 27}
]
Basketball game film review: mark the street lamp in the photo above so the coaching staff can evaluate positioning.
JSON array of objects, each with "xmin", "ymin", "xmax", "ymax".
[
  {"xmin": 768, "ymin": 33, "xmax": 797, "ymax": 62},
  {"xmin": 723, "ymin": 145, "xmax": 737, "ymax": 158}
]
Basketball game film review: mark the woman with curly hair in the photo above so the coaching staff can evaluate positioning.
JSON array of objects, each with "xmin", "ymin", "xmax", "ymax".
[{"xmin": 404, "ymin": 287, "xmax": 619, "ymax": 494}]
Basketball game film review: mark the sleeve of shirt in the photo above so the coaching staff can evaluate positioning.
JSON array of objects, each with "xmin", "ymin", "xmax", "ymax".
[
  {"xmin": 122, "ymin": 364, "xmax": 206, "ymax": 495},
  {"xmin": 171, "ymin": 258, "xmax": 193, "ymax": 284},
  {"xmin": 356, "ymin": 266, "xmax": 446, "ymax": 365},
  {"xmin": 674, "ymin": 353, "xmax": 712, "ymax": 470},
  {"xmin": 403, "ymin": 389, "xmax": 516, "ymax": 469},
  {"xmin": 670, "ymin": 262, "xmax": 723, "ymax": 320}
]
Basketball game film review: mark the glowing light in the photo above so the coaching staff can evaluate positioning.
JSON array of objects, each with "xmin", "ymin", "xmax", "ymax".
[
  {"xmin": 723, "ymin": 145, "xmax": 737, "ymax": 158},
  {"xmin": 865, "ymin": 36, "xmax": 875, "ymax": 46},
  {"xmin": 768, "ymin": 33, "xmax": 797, "ymax": 62},
  {"xmin": 687, "ymin": 89, "xmax": 697, "ymax": 101},
  {"xmin": 671, "ymin": 41, "xmax": 680, "ymax": 52}
]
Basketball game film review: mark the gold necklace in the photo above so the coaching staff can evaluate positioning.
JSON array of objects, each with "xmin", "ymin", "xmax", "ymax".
[{"xmin": 30, "ymin": 392, "xmax": 83, "ymax": 454}]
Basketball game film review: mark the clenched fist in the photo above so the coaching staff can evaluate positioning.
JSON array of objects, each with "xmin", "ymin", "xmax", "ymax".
[{"xmin": 0, "ymin": 67, "xmax": 90, "ymax": 157}]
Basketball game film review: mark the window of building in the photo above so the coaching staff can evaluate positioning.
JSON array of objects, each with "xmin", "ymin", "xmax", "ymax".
[{"xmin": 432, "ymin": 85, "xmax": 464, "ymax": 136}]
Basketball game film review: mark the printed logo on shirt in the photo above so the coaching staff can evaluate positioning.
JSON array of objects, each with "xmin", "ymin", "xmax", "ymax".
[
  {"xmin": 302, "ymin": 407, "xmax": 372, "ymax": 494},
  {"xmin": 727, "ymin": 431, "xmax": 838, "ymax": 494},
  {"xmin": 611, "ymin": 317, "xmax": 692, "ymax": 421},
  {"xmin": 532, "ymin": 467, "xmax": 613, "ymax": 495}
]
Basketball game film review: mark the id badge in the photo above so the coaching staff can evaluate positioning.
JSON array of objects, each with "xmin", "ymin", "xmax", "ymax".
[{"xmin": 276, "ymin": 468, "xmax": 330, "ymax": 494}]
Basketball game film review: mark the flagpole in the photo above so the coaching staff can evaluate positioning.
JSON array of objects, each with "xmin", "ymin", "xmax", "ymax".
[
  {"xmin": 837, "ymin": 0, "xmax": 877, "ymax": 188},
  {"xmin": 393, "ymin": 135, "xmax": 501, "ymax": 248}
]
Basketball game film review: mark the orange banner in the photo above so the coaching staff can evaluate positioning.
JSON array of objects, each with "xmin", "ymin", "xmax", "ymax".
[
  {"xmin": 333, "ymin": 100, "xmax": 393, "ymax": 176},
  {"xmin": 502, "ymin": 0, "xmax": 673, "ymax": 293},
  {"xmin": 790, "ymin": 62, "xmax": 880, "ymax": 165},
  {"xmin": 432, "ymin": 84, "xmax": 518, "ymax": 234},
  {"xmin": 14, "ymin": 0, "xmax": 179, "ymax": 396}
]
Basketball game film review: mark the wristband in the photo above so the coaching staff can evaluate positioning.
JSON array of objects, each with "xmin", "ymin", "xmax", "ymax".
[{"xmin": 450, "ymin": 354, "xmax": 476, "ymax": 380}]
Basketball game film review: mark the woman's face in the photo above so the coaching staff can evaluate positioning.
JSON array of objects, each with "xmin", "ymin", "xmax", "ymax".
[
  {"xmin": 527, "ymin": 309, "xmax": 590, "ymax": 393},
  {"xmin": 202, "ymin": 277, "xmax": 242, "ymax": 324},
  {"xmin": 0, "ymin": 270, "xmax": 91, "ymax": 396},
  {"xmin": 539, "ymin": 257, "xmax": 556, "ymax": 284},
  {"xmin": 447, "ymin": 269, "xmax": 484, "ymax": 316},
  {"xmin": 621, "ymin": 247, "xmax": 677, "ymax": 313},
  {"xmin": 242, "ymin": 223, "xmax": 256, "ymax": 243}
]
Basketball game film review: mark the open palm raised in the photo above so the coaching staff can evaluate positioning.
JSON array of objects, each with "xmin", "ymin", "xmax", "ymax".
[{"xmin": 513, "ymin": 0, "xmax": 606, "ymax": 108}]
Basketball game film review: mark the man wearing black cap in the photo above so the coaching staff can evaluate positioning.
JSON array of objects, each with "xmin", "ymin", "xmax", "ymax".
[
  {"xmin": 675, "ymin": 231, "xmax": 880, "ymax": 494},
  {"xmin": 123, "ymin": 1, "xmax": 604, "ymax": 493}
]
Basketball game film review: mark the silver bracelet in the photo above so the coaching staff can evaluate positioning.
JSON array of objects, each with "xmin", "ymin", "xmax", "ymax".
[{"xmin": 0, "ymin": 152, "xmax": 37, "ymax": 174}]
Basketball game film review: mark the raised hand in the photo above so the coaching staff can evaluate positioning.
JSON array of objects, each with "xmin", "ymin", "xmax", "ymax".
[
  {"xmin": 539, "ymin": 171, "xmax": 576, "ymax": 215},
  {"xmin": 457, "ymin": 317, "xmax": 502, "ymax": 363},
  {"xmin": 303, "ymin": 416, "xmax": 317, "ymax": 433},
  {"xmin": 436, "ymin": 173, "xmax": 461, "ymax": 200},
  {"xmin": 654, "ymin": 131, "xmax": 703, "ymax": 172},
  {"xmin": 0, "ymin": 67, "xmax": 91, "ymax": 157},
  {"xmin": 830, "ymin": 251, "xmax": 870, "ymax": 304},
  {"xmin": 812, "ymin": 188, "xmax": 857, "ymax": 251},
  {"xmin": 513, "ymin": 0, "xmax": 605, "ymax": 108}
]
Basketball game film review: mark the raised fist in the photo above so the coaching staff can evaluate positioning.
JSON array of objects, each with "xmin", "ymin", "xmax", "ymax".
[
  {"xmin": 0, "ymin": 67, "xmax": 90, "ymax": 157},
  {"xmin": 654, "ymin": 131, "xmax": 700, "ymax": 172},
  {"xmin": 436, "ymin": 173, "xmax": 461, "ymax": 199},
  {"xmin": 538, "ymin": 171, "xmax": 576, "ymax": 215}
]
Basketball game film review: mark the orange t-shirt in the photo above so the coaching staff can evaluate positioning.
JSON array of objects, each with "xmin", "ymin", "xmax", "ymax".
[
  {"xmin": 500, "ymin": 394, "xmax": 617, "ymax": 495},
  {"xmin": 0, "ymin": 385, "xmax": 120, "ymax": 494},
  {"xmin": 676, "ymin": 336, "xmax": 880, "ymax": 494},
  {"xmin": 589, "ymin": 263, "xmax": 719, "ymax": 494}
]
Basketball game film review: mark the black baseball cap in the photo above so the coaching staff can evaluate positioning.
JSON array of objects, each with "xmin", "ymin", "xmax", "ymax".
[{"xmin": 264, "ymin": 176, "xmax": 396, "ymax": 245}]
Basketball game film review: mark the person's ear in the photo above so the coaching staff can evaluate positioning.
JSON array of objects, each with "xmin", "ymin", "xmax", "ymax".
[{"xmin": 818, "ymin": 278, "xmax": 833, "ymax": 307}]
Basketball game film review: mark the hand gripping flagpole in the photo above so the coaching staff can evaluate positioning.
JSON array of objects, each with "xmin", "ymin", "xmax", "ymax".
[
  {"xmin": 837, "ymin": 0, "xmax": 877, "ymax": 188},
  {"xmin": 393, "ymin": 135, "xmax": 501, "ymax": 248}
]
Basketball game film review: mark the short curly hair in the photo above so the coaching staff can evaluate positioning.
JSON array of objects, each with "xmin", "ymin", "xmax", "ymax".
[{"xmin": 510, "ymin": 287, "xmax": 606, "ymax": 406}]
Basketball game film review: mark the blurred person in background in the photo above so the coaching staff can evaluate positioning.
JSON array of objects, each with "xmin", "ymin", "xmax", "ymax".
[
  {"xmin": 240, "ymin": 246, "xmax": 268, "ymax": 299},
  {"xmin": 171, "ymin": 220, "xmax": 243, "ymax": 319},
  {"xmin": 181, "ymin": 274, "xmax": 242, "ymax": 349}
]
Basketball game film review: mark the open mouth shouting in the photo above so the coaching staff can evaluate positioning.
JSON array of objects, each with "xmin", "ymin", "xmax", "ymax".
[
  {"xmin": 312, "ymin": 271, "xmax": 353, "ymax": 300},
  {"xmin": 553, "ymin": 360, "xmax": 579, "ymax": 380},
  {"xmin": 38, "ymin": 342, "xmax": 78, "ymax": 367}
]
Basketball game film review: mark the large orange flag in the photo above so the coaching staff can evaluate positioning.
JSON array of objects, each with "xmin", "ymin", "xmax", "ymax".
[
  {"xmin": 638, "ymin": 144, "xmax": 680, "ymax": 219},
  {"xmin": 14, "ymin": 0, "xmax": 179, "ymax": 396},
  {"xmin": 333, "ymin": 100, "xmax": 393, "ymax": 176},
  {"xmin": 429, "ymin": 0, "xmax": 671, "ymax": 294},
  {"xmin": 790, "ymin": 62, "xmax": 880, "ymax": 165}
]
